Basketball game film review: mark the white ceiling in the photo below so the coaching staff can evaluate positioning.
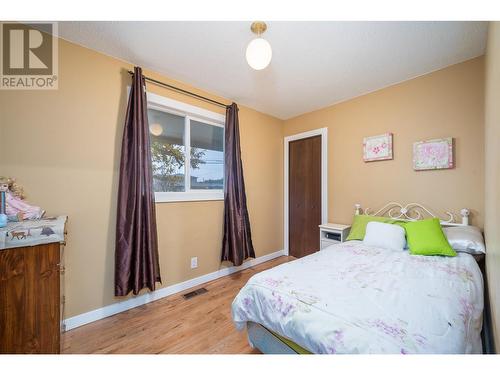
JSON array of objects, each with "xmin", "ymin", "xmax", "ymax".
[{"xmin": 59, "ymin": 21, "xmax": 488, "ymax": 119}]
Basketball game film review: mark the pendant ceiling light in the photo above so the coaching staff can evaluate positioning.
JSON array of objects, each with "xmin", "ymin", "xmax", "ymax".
[{"xmin": 246, "ymin": 21, "xmax": 272, "ymax": 70}]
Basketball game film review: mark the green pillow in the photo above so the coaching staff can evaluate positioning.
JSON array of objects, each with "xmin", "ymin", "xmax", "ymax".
[
  {"xmin": 346, "ymin": 215, "xmax": 401, "ymax": 241},
  {"xmin": 403, "ymin": 218, "xmax": 456, "ymax": 257}
]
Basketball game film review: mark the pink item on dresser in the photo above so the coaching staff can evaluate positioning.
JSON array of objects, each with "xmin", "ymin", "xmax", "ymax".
[{"xmin": 5, "ymin": 191, "xmax": 45, "ymax": 220}]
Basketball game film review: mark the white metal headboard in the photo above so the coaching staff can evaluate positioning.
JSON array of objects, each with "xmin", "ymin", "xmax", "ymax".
[{"xmin": 354, "ymin": 202, "xmax": 470, "ymax": 227}]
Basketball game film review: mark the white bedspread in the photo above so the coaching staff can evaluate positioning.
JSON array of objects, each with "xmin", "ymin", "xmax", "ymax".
[{"xmin": 232, "ymin": 241, "xmax": 483, "ymax": 354}]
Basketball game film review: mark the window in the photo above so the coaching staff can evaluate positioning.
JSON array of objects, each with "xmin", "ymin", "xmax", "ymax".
[
  {"xmin": 146, "ymin": 92, "xmax": 225, "ymax": 202},
  {"xmin": 189, "ymin": 120, "xmax": 224, "ymax": 190}
]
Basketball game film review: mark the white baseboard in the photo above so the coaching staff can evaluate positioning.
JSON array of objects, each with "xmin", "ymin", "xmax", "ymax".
[{"xmin": 63, "ymin": 249, "xmax": 286, "ymax": 331}]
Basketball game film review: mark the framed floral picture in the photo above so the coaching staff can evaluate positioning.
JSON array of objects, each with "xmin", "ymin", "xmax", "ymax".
[
  {"xmin": 363, "ymin": 133, "xmax": 393, "ymax": 162},
  {"xmin": 413, "ymin": 137, "xmax": 454, "ymax": 171}
]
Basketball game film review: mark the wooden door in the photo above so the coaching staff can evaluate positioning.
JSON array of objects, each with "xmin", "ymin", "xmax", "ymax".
[
  {"xmin": 289, "ymin": 135, "xmax": 322, "ymax": 258},
  {"xmin": 0, "ymin": 243, "xmax": 60, "ymax": 353}
]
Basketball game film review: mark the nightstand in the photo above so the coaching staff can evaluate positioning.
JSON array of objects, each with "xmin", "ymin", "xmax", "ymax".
[{"xmin": 319, "ymin": 223, "xmax": 351, "ymax": 250}]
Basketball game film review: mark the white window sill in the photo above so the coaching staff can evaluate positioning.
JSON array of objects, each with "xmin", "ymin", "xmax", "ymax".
[{"xmin": 154, "ymin": 191, "xmax": 224, "ymax": 203}]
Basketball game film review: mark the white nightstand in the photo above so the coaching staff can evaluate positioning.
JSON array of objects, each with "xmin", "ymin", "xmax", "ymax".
[{"xmin": 319, "ymin": 223, "xmax": 351, "ymax": 250}]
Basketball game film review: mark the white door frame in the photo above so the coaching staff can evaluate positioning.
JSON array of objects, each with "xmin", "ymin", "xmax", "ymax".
[{"xmin": 284, "ymin": 127, "xmax": 328, "ymax": 256}]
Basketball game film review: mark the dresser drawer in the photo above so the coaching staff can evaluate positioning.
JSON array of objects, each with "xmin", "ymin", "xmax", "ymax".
[{"xmin": 320, "ymin": 239, "xmax": 339, "ymax": 250}]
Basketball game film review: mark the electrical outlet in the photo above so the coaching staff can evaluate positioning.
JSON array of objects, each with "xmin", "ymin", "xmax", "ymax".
[{"xmin": 190, "ymin": 257, "xmax": 198, "ymax": 269}]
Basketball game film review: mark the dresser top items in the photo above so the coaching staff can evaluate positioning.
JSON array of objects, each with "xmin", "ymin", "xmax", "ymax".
[{"xmin": 0, "ymin": 215, "xmax": 67, "ymax": 250}]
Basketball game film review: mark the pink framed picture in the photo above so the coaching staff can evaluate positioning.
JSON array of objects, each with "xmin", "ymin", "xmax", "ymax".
[
  {"xmin": 363, "ymin": 133, "xmax": 393, "ymax": 162},
  {"xmin": 413, "ymin": 137, "xmax": 454, "ymax": 171}
]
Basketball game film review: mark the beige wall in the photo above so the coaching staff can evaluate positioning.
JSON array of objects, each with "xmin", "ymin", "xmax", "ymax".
[
  {"xmin": 283, "ymin": 57, "xmax": 485, "ymax": 228},
  {"xmin": 0, "ymin": 38, "xmax": 284, "ymax": 318},
  {"xmin": 484, "ymin": 21, "xmax": 500, "ymax": 350}
]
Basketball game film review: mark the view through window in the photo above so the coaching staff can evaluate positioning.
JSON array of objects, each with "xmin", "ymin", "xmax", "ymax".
[{"xmin": 148, "ymin": 107, "xmax": 224, "ymax": 197}]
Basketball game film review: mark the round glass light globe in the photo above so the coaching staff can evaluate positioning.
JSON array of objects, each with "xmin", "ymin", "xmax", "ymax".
[
  {"xmin": 246, "ymin": 38, "xmax": 272, "ymax": 70},
  {"xmin": 149, "ymin": 123, "xmax": 163, "ymax": 136}
]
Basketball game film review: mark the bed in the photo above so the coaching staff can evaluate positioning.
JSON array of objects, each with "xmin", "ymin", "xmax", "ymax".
[{"xmin": 231, "ymin": 203, "xmax": 484, "ymax": 354}]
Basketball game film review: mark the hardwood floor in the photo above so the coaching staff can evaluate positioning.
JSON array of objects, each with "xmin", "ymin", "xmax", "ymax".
[{"xmin": 62, "ymin": 256, "xmax": 294, "ymax": 354}]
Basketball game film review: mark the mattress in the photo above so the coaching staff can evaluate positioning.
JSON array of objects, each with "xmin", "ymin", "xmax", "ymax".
[{"xmin": 232, "ymin": 241, "xmax": 484, "ymax": 354}]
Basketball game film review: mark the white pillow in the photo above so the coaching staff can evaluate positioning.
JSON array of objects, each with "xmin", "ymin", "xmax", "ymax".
[
  {"xmin": 443, "ymin": 226, "xmax": 485, "ymax": 254},
  {"xmin": 363, "ymin": 221, "xmax": 406, "ymax": 251}
]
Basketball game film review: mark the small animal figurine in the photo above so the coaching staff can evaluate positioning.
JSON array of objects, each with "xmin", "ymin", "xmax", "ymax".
[{"xmin": 0, "ymin": 180, "xmax": 8, "ymax": 228}]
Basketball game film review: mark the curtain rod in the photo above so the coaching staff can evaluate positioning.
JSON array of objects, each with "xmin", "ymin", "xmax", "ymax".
[{"xmin": 127, "ymin": 70, "xmax": 228, "ymax": 109}]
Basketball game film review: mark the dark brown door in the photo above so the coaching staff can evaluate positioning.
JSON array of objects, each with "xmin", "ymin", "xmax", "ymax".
[{"xmin": 289, "ymin": 135, "xmax": 322, "ymax": 258}]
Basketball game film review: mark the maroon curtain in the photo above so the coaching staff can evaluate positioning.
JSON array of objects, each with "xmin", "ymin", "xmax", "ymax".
[
  {"xmin": 221, "ymin": 103, "xmax": 255, "ymax": 266},
  {"xmin": 115, "ymin": 66, "xmax": 161, "ymax": 296}
]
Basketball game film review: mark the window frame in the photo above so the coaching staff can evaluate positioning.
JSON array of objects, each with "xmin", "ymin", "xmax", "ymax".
[{"xmin": 145, "ymin": 91, "xmax": 225, "ymax": 203}]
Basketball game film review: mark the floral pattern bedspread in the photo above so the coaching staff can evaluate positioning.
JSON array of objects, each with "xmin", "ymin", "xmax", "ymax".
[{"xmin": 232, "ymin": 241, "xmax": 483, "ymax": 354}]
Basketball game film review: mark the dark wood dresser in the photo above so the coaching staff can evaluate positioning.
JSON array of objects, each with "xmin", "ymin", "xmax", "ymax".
[{"xmin": 0, "ymin": 217, "xmax": 66, "ymax": 354}]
